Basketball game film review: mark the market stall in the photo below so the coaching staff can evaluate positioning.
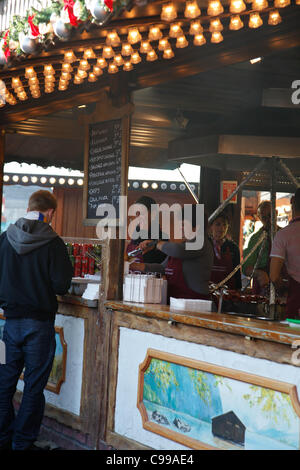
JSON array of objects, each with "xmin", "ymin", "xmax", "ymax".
[{"xmin": 1, "ymin": 0, "xmax": 300, "ymax": 451}]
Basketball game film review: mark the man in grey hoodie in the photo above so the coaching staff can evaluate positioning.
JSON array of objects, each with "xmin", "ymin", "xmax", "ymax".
[{"xmin": 0, "ymin": 190, "xmax": 73, "ymax": 450}]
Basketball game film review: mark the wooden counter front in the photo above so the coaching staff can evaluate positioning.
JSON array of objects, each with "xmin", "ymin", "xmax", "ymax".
[{"xmin": 105, "ymin": 300, "xmax": 300, "ymax": 346}]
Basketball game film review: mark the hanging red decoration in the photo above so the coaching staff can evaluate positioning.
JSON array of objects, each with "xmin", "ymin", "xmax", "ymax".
[
  {"xmin": 28, "ymin": 15, "xmax": 40, "ymax": 37},
  {"xmin": 3, "ymin": 30, "xmax": 11, "ymax": 60},
  {"xmin": 104, "ymin": 0, "xmax": 114, "ymax": 12},
  {"xmin": 64, "ymin": 0, "xmax": 79, "ymax": 27}
]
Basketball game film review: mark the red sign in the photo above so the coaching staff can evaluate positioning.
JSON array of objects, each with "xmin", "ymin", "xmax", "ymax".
[{"xmin": 220, "ymin": 181, "xmax": 238, "ymax": 204}]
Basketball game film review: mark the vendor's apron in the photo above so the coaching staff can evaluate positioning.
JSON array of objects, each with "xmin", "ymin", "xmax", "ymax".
[
  {"xmin": 165, "ymin": 256, "xmax": 211, "ymax": 301},
  {"xmin": 285, "ymin": 217, "xmax": 300, "ymax": 318},
  {"xmin": 210, "ymin": 246, "xmax": 235, "ymax": 289},
  {"xmin": 286, "ymin": 276, "xmax": 300, "ymax": 318}
]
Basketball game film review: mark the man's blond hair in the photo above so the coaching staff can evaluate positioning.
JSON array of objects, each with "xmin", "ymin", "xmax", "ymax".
[{"xmin": 28, "ymin": 190, "xmax": 57, "ymax": 212}]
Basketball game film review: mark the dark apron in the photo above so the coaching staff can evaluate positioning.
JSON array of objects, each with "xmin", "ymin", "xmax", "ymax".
[
  {"xmin": 165, "ymin": 256, "xmax": 211, "ymax": 302},
  {"xmin": 286, "ymin": 276, "xmax": 300, "ymax": 319},
  {"xmin": 210, "ymin": 246, "xmax": 235, "ymax": 289}
]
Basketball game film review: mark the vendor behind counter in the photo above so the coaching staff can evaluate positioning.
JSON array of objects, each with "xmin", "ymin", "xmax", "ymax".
[
  {"xmin": 126, "ymin": 195, "xmax": 168, "ymax": 265},
  {"xmin": 130, "ymin": 204, "xmax": 214, "ymax": 300}
]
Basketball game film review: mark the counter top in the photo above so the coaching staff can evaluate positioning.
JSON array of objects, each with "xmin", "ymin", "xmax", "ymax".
[
  {"xmin": 58, "ymin": 294, "xmax": 98, "ymax": 308},
  {"xmin": 105, "ymin": 301, "xmax": 300, "ymax": 346}
]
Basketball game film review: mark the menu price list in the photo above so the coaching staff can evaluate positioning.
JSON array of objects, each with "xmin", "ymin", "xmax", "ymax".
[{"xmin": 87, "ymin": 119, "xmax": 122, "ymax": 220}]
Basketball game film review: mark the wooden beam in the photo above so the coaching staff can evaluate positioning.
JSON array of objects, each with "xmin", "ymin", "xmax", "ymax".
[{"xmin": 262, "ymin": 88, "xmax": 300, "ymax": 109}]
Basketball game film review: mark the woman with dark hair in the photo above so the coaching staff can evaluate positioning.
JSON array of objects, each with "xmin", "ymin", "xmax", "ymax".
[
  {"xmin": 209, "ymin": 213, "xmax": 242, "ymax": 290},
  {"xmin": 130, "ymin": 204, "xmax": 214, "ymax": 300}
]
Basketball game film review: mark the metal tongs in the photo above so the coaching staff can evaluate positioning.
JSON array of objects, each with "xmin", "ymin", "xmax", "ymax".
[
  {"xmin": 86, "ymin": 248, "xmax": 102, "ymax": 267},
  {"xmin": 127, "ymin": 240, "xmax": 157, "ymax": 257}
]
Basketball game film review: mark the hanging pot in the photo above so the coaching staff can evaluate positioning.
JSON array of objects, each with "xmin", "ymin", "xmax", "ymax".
[
  {"xmin": 19, "ymin": 34, "xmax": 37, "ymax": 54},
  {"xmin": 89, "ymin": 0, "xmax": 110, "ymax": 23},
  {"xmin": 53, "ymin": 20, "xmax": 71, "ymax": 40}
]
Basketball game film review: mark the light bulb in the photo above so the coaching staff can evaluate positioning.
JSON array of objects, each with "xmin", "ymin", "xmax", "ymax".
[
  {"xmin": 146, "ymin": 49, "xmax": 158, "ymax": 61},
  {"xmin": 229, "ymin": 15, "xmax": 244, "ymax": 30},
  {"xmin": 83, "ymin": 48, "xmax": 96, "ymax": 59},
  {"xmin": 102, "ymin": 46, "xmax": 115, "ymax": 59},
  {"xmin": 158, "ymin": 38, "xmax": 170, "ymax": 51},
  {"xmin": 163, "ymin": 47, "xmax": 174, "ymax": 59},
  {"xmin": 274, "ymin": 0, "xmax": 290, "ymax": 7},
  {"xmin": 184, "ymin": 0, "xmax": 201, "ymax": 18},
  {"xmin": 121, "ymin": 43, "xmax": 133, "ymax": 56},
  {"xmin": 148, "ymin": 26, "xmax": 162, "ymax": 41},
  {"xmin": 268, "ymin": 9, "xmax": 282, "ymax": 24},
  {"xmin": 193, "ymin": 33, "xmax": 206, "ymax": 46},
  {"xmin": 44, "ymin": 64, "xmax": 55, "ymax": 75},
  {"xmin": 209, "ymin": 18, "xmax": 223, "ymax": 32},
  {"xmin": 108, "ymin": 63, "xmax": 118, "ymax": 74},
  {"xmin": 127, "ymin": 27, "xmax": 142, "ymax": 44},
  {"xmin": 88, "ymin": 72, "xmax": 98, "ymax": 82},
  {"xmin": 61, "ymin": 63, "xmax": 73, "ymax": 73},
  {"xmin": 189, "ymin": 20, "xmax": 203, "ymax": 35},
  {"xmin": 97, "ymin": 57, "xmax": 108, "ymax": 68},
  {"xmin": 249, "ymin": 12, "xmax": 263, "ymax": 28},
  {"xmin": 169, "ymin": 23, "xmax": 183, "ymax": 38},
  {"xmin": 93, "ymin": 66, "xmax": 103, "ymax": 76},
  {"xmin": 106, "ymin": 30, "xmax": 120, "ymax": 47},
  {"xmin": 131, "ymin": 51, "xmax": 141, "ymax": 64},
  {"xmin": 64, "ymin": 50, "xmax": 77, "ymax": 63},
  {"xmin": 207, "ymin": 0, "xmax": 224, "ymax": 15},
  {"xmin": 113, "ymin": 54, "xmax": 124, "ymax": 66},
  {"xmin": 140, "ymin": 41, "xmax": 152, "ymax": 53},
  {"xmin": 78, "ymin": 59, "xmax": 90, "ymax": 71},
  {"xmin": 25, "ymin": 67, "xmax": 36, "ymax": 79},
  {"xmin": 176, "ymin": 35, "xmax": 188, "ymax": 48},
  {"xmin": 229, "ymin": 0, "xmax": 246, "ymax": 13},
  {"xmin": 161, "ymin": 3, "xmax": 177, "ymax": 21},
  {"xmin": 252, "ymin": 0, "xmax": 268, "ymax": 9},
  {"xmin": 123, "ymin": 60, "xmax": 133, "ymax": 71},
  {"xmin": 211, "ymin": 31, "xmax": 223, "ymax": 43}
]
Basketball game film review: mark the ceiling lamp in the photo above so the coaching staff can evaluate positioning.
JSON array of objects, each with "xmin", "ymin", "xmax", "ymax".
[
  {"xmin": 74, "ymin": 76, "xmax": 84, "ymax": 84},
  {"xmin": 25, "ymin": 67, "xmax": 36, "ymax": 79},
  {"xmin": 189, "ymin": 20, "xmax": 203, "ymax": 35},
  {"xmin": 61, "ymin": 63, "xmax": 73, "ymax": 73},
  {"xmin": 176, "ymin": 35, "xmax": 188, "ymax": 48},
  {"xmin": 131, "ymin": 51, "xmax": 142, "ymax": 64},
  {"xmin": 77, "ymin": 69, "xmax": 88, "ymax": 79},
  {"xmin": 102, "ymin": 46, "xmax": 115, "ymax": 59},
  {"xmin": 123, "ymin": 60, "xmax": 133, "ymax": 71},
  {"xmin": 121, "ymin": 43, "xmax": 133, "ymax": 56},
  {"xmin": 230, "ymin": 0, "xmax": 246, "ymax": 12},
  {"xmin": 44, "ymin": 74, "xmax": 55, "ymax": 82},
  {"xmin": 93, "ymin": 66, "xmax": 103, "ymax": 76},
  {"xmin": 161, "ymin": 3, "xmax": 177, "ymax": 21},
  {"xmin": 209, "ymin": 18, "xmax": 223, "ymax": 32},
  {"xmin": 140, "ymin": 40, "xmax": 152, "ymax": 53},
  {"xmin": 229, "ymin": 15, "xmax": 244, "ymax": 29},
  {"xmin": 64, "ymin": 50, "xmax": 77, "ymax": 63},
  {"xmin": 106, "ymin": 30, "xmax": 121, "ymax": 47},
  {"xmin": 274, "ymin": 0, "xmax": 290, "ymax": 7},
  {"xmin": 78, "ymin": 59, "xmax": 90, "ymax": 71},
  {"xmin": 108, "ymin": 63, "xmax": 119, "ymax": 74},
  {"xmin": 211, "ymin": 31, "xmax": 223, "ymax": 43},
  {"xmin": 193, "ymin": 33, "xmax": 206, "ymax": 45},
  {"xmin": 127, "ymin": 27, "xmax": 142, "ymax": 44},
  {"xmin": 249, "ymin": 12, "xmax": 263, "ymax": 27},
  {"xmin": 184, "ymin": 0, "xmax": 201, "ymax": 18},
  {"xmin": 163, "ymin": 47, "xmax": 174, "ymax": 59},
  {"xmin": 97, "ymin": 57, "xmax": 108, "ymax": 68},
  {"xmin": 148, "ymin": 26, "xmax": 162, "ymax": 41},
  {"xmin": 169, "ymin": 23, "xmax": 183, "ymax": 38},
  {"xmin": 268, "ymin": 9, "xmax": 282, "ymax": 24},
  {"xmin": 83, "ymin": 48, "xmax": 96, "ymax": 59},
  {"xmin": 28, "ymin": 77, "xmax": 39, "ymax": 86},
  {"xmin": 44, "ymin": 64, "xmax": 55, "ymax": 75},
  {"xmin": 158, "ymin": 38, "xmax": 170, "ymax": 51},
  {"xmin": 146, "ymin": 49, "xmax": 158, "ymax": 61},
  {"xmin": 207, "ymin": 0, "xmax": 224, "ymax": 16},
  {"xmin": 88, "ymin": 72, "xmax": 98, "ymax": 82},
  {"xmin": 61, "ymin": 72, "xmax": 71, "ymax": 81},
  {"xmin": 11, "ymin": 77, "xmax": 22, "ymax": 88},
  {"xmin": 113, "ymin": 54, "xmax": 124, "ymax": 66},
  {"xmin": 252, "ymin": 0, "xmax": 268, "ymax": 9}
]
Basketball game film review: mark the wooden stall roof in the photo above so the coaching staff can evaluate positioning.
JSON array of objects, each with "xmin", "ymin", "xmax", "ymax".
[{"xmin": 0, "ymin": 1, "xmax": 300, "ymax": 171}]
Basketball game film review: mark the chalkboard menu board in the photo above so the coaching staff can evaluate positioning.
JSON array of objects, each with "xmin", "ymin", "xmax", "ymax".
[{"xmin": 86, "ymin": 119, "xmax": 122, "ymax": 221}]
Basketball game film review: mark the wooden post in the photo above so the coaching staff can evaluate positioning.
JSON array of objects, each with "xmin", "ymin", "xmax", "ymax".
[{"xmin": 0, "ymin": 130, "xmax": 5, "ymax": 233}]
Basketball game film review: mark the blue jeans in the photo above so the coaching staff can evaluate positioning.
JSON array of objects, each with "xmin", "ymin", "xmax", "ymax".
[{"xmin": 0, "ymin": 318, "xmax": 56, "ymax": 450}]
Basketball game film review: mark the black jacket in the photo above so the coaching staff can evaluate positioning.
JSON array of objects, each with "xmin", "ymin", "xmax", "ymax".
[{"xmin": 0, "ymin": 218, "xmax": 73, "ymax": 321}]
